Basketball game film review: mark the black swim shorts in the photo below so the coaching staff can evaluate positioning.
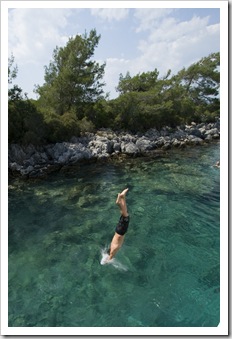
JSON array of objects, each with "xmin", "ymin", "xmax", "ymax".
[{"xmin": 115, "ymin": 215, "xmax": 130, "ymax": 236}]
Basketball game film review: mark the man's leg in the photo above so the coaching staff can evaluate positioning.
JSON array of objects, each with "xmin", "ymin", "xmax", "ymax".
[
  {"xmin": 108, "ymin": 236, "xmax": 124, "ymax": 260},
  {"xmin": 116, "ymin": 188, "xmax": 129, "ymax": 217},
  {"xmin": 108, "ymin": 188, "xmax": 129, "ymax": 261}
]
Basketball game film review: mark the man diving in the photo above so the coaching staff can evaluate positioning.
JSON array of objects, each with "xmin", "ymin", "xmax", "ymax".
[{"xmin": 107, "ymin": 188, "xmax": 129, "ymax": 262}]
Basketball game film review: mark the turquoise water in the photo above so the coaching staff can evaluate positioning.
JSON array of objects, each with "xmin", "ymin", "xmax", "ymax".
[{"xmin": 8, "ymin": 143, "xmax": 220, "ymax": 327}]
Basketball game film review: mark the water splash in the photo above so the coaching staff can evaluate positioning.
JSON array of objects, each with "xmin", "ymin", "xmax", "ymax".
[{"xmin": 100, "ymin": 247, "xmax": 128, "ymax": 271}]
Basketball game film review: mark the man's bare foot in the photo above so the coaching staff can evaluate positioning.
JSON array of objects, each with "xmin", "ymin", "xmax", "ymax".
[
  {"xmin": 120, "ymin": 188, "xmax": 129, "ymax": 197},
  {"xmin": 116, "ymin": 188, "xmax": 129, "ymax": 204}
]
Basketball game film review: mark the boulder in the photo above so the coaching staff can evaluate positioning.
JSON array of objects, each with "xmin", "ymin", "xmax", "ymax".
[
  {"xmin": 198, "ymin": 127, "xmax": 207, "ymax": 137},
  {"xmin": 188, "ymin": 128, "xmax": 203, "ymax": 138},
  {"xmin": 57, "ymin": 153, "xmax": 71, "ymax": 165},
  {"xmin": 136, "ymin": 138, "xmax": 154, "ymax": 152},
  {"xmin": 120, "ymin": 133, "xmax": 136, "ymax": 143},
  {"xmin": 20, "ymin": 165, "xmax": 34, "ymax": 176},
  {"xmin": 162, "ymin": 142, "xmax": 171, "ymax": 150},
  {"xmin": 160, "ymin": 128, "xmax": 170, "ymax": 137},
  {"xmin": 9, "ymin": 144, "xmax": 26, "ymax": 165},
  {"xmin": 23, "ymin": 144, "xmax": 36, "ymax": 158},
  {"xmin": 186, "ymin": 135, "xmax": 204, "ymax": 145},
  {"xmin": 170, "ymin": 128, "xmax": 186, "ymax": 140},
  {"xmin": 172, "ymin": 139, "xmax": 181, "ymax": 147},
  {"xmin": 121, "ymin": 142, "xmax": 139, "ymax": 155},
  {"xmin": 89, "ymin": 137, "xmax": 114, "ymax": 156},
  {"xmin": 204, "ymin": 128, "xmax": 219, "ymax": 136},
  {"xmin": 154, "ymin": 137, "xmax": 165, "ymax": 148},
  {"xmin": 113, "ymin": 142, "xmax": 121, "ymax": 152},
  {"xmin": 8, "ymin": 121, "xmax": 220, "ymax": 178},
  {"xmin": 9, "ymin": 162, "xmax": 22, "ymax": 172},
  {"xmin": 144, "ymin": 128, "xmax": 160, "ymax": 139},
  {"xmin": 205, "ymin": 134, "xmax": 213, "ymax": 142}
]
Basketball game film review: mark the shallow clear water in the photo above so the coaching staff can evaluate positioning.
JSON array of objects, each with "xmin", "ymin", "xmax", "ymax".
[{"xmin": 8, "ymin": 143, "xmax": 220, "ymax": 327}]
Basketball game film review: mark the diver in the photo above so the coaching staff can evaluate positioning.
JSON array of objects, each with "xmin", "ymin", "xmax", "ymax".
[{"xmin": 107, "ymin": 188, "xmax": 130, "ymax": 262}]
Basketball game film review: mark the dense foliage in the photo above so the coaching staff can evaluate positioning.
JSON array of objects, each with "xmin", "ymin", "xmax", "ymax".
[
  {"xmin": 112, "ymin": 53, "xmax": 220, "ymax": 131},
  {"xmin": 8, "ymin": 31, "xmax": 220, "ymax": 145},
  {"xmin": 8, "ymin": 55, "xmax": 46, "ymax": 144},
  {"xmin": 35, "ymin": 29, "xmax": 105, "ymax": 117}
]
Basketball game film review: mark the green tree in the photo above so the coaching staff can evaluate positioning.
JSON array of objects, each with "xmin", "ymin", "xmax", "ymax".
[
  {"xmin": 174, "ymin": 52, "xmax": 220, "ymax": 122},
  {"xmin": 113, "ymin": 69, "xmax": 176, "ymax": 131},
  {"xmin": 8, "ymin": 54, "xmax": 23, "ymax": 101},
  {"xmin": 8, "ymin": 54, "xmax": 18, "ymax": 84},
  {"xmin": 9, "ymin": 96, "xmax": 47, "ymax": 145},
  {"xmin": 116, "ymin": 69, "xmax": 160, "ymax": 94},
  {"xmin": 112, "ymin": 52, "xmax": 220, "ymax": 131},
  {"xmin": 8, "ymin": 55, "xmax": 46, "ymax": 144},
  {"xmin": 91, "ymin": 99, "xmax": 115, "ymax": 129},
  {"xmin": 36, "ymin": 29, "xmax": 106, "ymax": 117}
]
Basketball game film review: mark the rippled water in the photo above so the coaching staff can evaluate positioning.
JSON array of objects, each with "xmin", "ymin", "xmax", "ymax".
[{"xmin": 8, "ymin": 143, "xmax": 220, "ymax": 327}]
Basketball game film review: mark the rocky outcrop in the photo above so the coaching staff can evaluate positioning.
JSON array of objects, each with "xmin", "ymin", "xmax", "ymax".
[{"xmin": 8, "ymin": 120, "xmax": 220, "ymax": 178}]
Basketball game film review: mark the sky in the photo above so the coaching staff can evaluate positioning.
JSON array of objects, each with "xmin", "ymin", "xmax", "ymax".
[{"xmin": 7, "ymin": 4, "xmax": 221, "ymax": 100}]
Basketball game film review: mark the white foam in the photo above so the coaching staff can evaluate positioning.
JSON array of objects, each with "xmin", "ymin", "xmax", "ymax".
[
  {"xmin": 100, "ymin": 247, "xmax": 128, "ymax": 271},
  {"xmin": 100, "ymin": 251, "xmax": 110, "ymax": 265},
  {"xmin": 111, "ymin": 258, "xmax": 128, "ymax": 272}
]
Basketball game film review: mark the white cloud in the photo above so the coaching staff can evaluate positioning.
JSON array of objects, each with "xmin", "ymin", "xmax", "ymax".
[
  {"xmin": 103, "ymin": 57, "xmax": 131, "ymax": 97},
  {"xmin": 90, "ymin": 8, "xmax": 129, "ymax": 22},
  {"xmin": 133, "ymin": 13, "xmax": 220, "ymax": 77},
  {"xmin": 103, "ymin": 12, "xmax": 220, "ymax": 99},
  {"xmin": 7, "ymin": 7, "xmax": 220, "ymax": 100},
  {"xmin": 8, "ymin": 8, "xmax": 72, "ymax": 65},
  {"xmin": 134, "ymin": 8, "xmax": 174, "ymax": 32},
  {"xmin": 147, "ymin": 15, "xmax": 210, "ymax": 44}
]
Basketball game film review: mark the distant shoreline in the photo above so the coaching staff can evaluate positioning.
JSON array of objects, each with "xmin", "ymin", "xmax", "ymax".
[{"xmin": 8, "ymin": 121, "xmax": 220, "ymax": 179}]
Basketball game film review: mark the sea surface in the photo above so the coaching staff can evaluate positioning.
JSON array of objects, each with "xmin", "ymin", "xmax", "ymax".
[{"xmin": 8, "ymin": 143, "xmax": 220, "ymax": 327}]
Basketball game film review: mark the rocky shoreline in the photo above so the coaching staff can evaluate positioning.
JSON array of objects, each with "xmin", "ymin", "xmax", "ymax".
[{"xmin": 9, "ymin": 121, "xmax": 220, "ymax": 179}]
